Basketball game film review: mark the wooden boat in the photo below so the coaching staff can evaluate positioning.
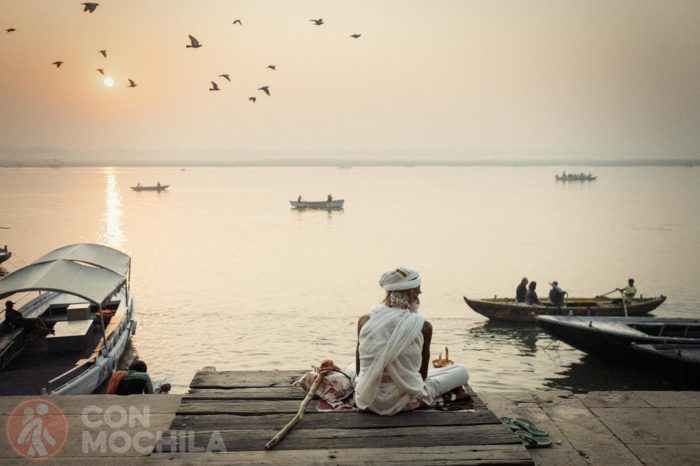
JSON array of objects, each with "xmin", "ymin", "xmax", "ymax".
[
  {"xmin": 555, "ymin": 174, "xmax": 597, "ymax": 181},
  {"xmin": 0, "ymin": 245, "xmax": 10, "ymax": 264},
  {"xmin": 463, "ymin": 295, "xmax": 666, "ymax": 323},
  {"xmin": 0, "ymin": 243, "xmax": 136, "ymax": 395},
  {"xmin": 290, "ymin": 199, "xmax": 344, "ymax": 209},
  {"xmin": 631, "ymin": 343, "xmax": 700, "ymax": 384},
  {"xmin": 537, "ymin": 315, "xmax": 700, "ymax": 360},
  {"xmin": 131, "ymin": 184, "xmax": 169, "ymax": 192}
]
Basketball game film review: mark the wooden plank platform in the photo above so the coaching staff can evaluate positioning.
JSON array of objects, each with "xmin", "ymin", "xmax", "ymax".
[{"xmin": 151, "ymin": 368, "xmax": 533, "ymax": 465}]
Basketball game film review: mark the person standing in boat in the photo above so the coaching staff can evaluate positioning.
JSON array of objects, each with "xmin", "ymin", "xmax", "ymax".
[
  {"xmin": 548, "ymin": 281, "xmax": 567, "ymax": 307},
  {"xmin": 516, "ymin": 277, "xmax": 528, "ymax": 303},
  {"xmin": 613, "ymin": 278, "xmax": 637, "ymax": 305},
  {"xmin": 354, "ymin": 267, "xmax": 469, "ymax": 415},
  {"xmin": 297, "ymin": 195, "xmax": 302, "ymax": 202},
  {"xmin": 525, "ymin": 281, "xmax": 540, "ymax": 305},
  {"xmin": 327, "ymin": 193, "xmax": 332, "ymax": 201}
]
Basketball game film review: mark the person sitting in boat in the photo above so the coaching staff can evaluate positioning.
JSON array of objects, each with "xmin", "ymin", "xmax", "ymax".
[
  {"xmin": 2, "ymin": 300, "xmax": 53, "ymax": 337},
  {"xmin": 354, "ymin": 267, "xmax": 469, "ymax": 416},
  {"xmin": 525, "ymin": 281, "xmax": 540, "ymax": 305},
  {"xmin": 516, "ymin": 277, "xmax": 528, "ymax": 303},
  {"xmin": 136, "ymin": 183, "xmax": 142, "ymax": 188},
  {"xmin": 548, "ymin": 281, "xmax": 567, "ymax": 307},
  {"xmin": 157, "ymin": 182, "xmax": 161, "ymax": 188},
  {"xmin": 327, "ymin": 194, "xmax": 332, "ymax": 201},
  {"xmin": 613, "ymin": 278, "xmax": 637, "ymax": 305},
  {"xmin": 115, "ymin": 360, "xmax": 154, "ymax": 395}
]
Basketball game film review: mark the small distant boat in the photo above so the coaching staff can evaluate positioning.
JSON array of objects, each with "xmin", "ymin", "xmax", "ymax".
[
  {"xmin": 131, "ymin": 184, "xmax": 169, "ymax": 192},
  {"xmin": 463, "ymin": 295, "xmax": 666, "ymax": 323},
  {"xmin": 555, "ymin": 173, "xmax": 597, "ymax": 181},
  {"xmin": 290, "ymin": 199, "xmax": 344, "ymax": 210},
  {"xmin": 0, "ymin": 245, "xmax": 10, "ymax": 264}
]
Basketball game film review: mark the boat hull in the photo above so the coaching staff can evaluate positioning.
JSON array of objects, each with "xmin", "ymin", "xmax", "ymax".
[
  {"xmin": 131, "ymin": 185, "xmax": 169, "ymax": 192},
  {"xmin": 537, "ymin": 315, "xmax": 700, "ymax": 359},
  {"xmin": 463, "ymin": 296, "xmax": 666, "ymax": 323},
  {"xmin": 290, "ymin": 199, "xmax": 344, "ymax": 209}
]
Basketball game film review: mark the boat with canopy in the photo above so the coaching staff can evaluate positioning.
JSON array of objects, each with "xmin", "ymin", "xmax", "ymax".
[{"xmin": 0, "ymin": 243, "xmax": 136, "ymax": 395}]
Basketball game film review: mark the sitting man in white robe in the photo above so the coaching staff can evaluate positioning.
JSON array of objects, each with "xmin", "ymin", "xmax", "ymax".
[{"xmin": 354, "ymin": 266, "xmax": 470, "ymax": 415}]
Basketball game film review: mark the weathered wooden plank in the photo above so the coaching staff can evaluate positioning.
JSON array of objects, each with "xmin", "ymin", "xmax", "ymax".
[
  {"xmin": 184, "ymin": 387, "xmax": 306, "ymax": 400},
  {"xmin": 178, "ymin": 399, "xmax": 486, "ymax": 415},
  {"xmin": 148, "ymin": 444, "xmax": 533, "ymax": 465},
  {"xmin": 169, "ymin": 410, "xmax": 501, "ymax": 431},
  {"xmin": 190, "ymin": 370, "xmax": 304, "ymax": 389},
  {"xmin": 154, "ymin": 424, "xmax": 520, "ymax": 453}
]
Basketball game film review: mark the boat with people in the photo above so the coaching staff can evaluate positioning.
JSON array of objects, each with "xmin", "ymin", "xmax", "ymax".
[
  {"xmin": 0, "ymin": 243, "xmax": 136, "ymax": 395},
  {"xmin": 555, "ymin": 172, "xmax": 597, "ymax": 181},
  {"xmin": 131, "ymin": 183, "xmax": 169, "ymax": 192},
  {"xmin": 0, "ymin": 245, "xmax": 10, "ymax": 264},
  {"xmin": 290, "ymin": 198, "xmax": 344, "ymax": 209},
  {"xmin": 463, "ymin": 295, "xmax": 667, "ymax": 323},
  {"xmin": 537, "ymin": 315, "xmax": 700, "ymax": 360}
]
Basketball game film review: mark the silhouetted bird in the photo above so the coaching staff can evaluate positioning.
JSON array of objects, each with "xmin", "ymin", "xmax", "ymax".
[
  {"xmin": 186, "ymin": 35, "xmax": 202, "ymax": 48},
  {"xmin": 99, "ymin": 49, "xmax": 107, "ymax": 58},
  {"xmin": 5, "ymin": 28, "xmax": 16, "ymax": 33},
  {"xmin": 219, "ymin": 74, "xmax": 231, "ymax": 81},
  {"xmin": 52, "ymin": 61, "xmax": 63, "ymax": 68},
  {"xmin": 210, "ymin": 81, "xmax": 220, "ymax": 91},
  {"xmin": 258, "ymin": 86, "xmax": 270, "ymax": 96},
  {"xmin": 267, "ymin": 65, "xmax": 276, "ymax": 70},
  {"xmin": 127, "ymin": 79, "xmax": 137, "ymax": 87},
  {"xmin": 232, "ymin": 19, "xmax": 242, "ymax": 26},
  {"xmin": 350, "ymin": 34, "xmax": 361, "ymax": 39},
  {"xmin": 82, "ymin": 3, "xmax": 99, "ymax": 13},
  {"xmin": 96, "ymin": 68, "xmax": 104, "ymax": 75},
  {"xmin": 310, "ymin": 19, "xmax": 324, "ymax": 25},
  {"xmin": 249, "ymin": 97, "xmax": 256, "ymax": 102}
]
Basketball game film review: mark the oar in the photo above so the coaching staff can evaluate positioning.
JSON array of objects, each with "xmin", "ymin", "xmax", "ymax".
[
  {"xmin": 620, "ymin": 290, "xmax": 628, "ymax": 318},
  {"xmin": 597, "ymin": 288, "xmax": 619, "ymax": 298}
]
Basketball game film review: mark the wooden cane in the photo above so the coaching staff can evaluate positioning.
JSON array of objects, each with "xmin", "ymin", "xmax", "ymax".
[{"xmin": 265, "ymin": 370, "xmax": 326, "ymax": 450}]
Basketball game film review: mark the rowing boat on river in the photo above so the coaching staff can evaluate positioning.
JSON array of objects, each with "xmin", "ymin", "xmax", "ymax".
[
  {"xmin": 463, "ymin": 295, "xmax": 666, "ymax": 323},
  {"xmin": 290, "ymin": 199, "xmax": 344, "ymax": 209}
]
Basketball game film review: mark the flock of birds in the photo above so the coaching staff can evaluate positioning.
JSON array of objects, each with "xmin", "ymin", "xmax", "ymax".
[{"xmin": 3, "ymin": 2, "xmax": 364, "ymax": 103}]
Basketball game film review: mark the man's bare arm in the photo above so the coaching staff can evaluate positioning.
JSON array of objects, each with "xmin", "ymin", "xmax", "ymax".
[{"xmin": 420, "ymin": 321, "xmax": 433, "ymax": 380}]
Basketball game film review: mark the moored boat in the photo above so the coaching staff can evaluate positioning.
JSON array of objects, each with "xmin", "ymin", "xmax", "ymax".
[
  {"xmin": 290, "ymin": 199, "xmax": 344, "ymax": 209},
  {"xmin": 0, "ymin": 243, "xmax": 136, "ymax": 395},
  {"xmin": 537, "ymin": 315, "xmax": 700, "ymax": 360},
  {"xmin": 631, "ymin": 343, "xmax": 700, "ymax": 384},
  {"xmin": 463, "ymin": 295, "xmax": 666, "ymax": 323}
]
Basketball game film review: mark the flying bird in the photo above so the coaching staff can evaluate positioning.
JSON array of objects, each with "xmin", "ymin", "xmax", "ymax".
[
  {"xmin": 186, "ymin": 35, "xmax": 202, "ymax": 48},
  {"xmin": 219, "ymin": 74, "xmax": 231, "ymax": 81},
  {"xmin": 266, "ymin": 65, "xmax": 276, "ymax": 70},
  {"xmin": 127, "ymin": 79, "xmax": 137, "ymax": 87},
  {"xmin": 210, "ymin": 81, "xmax": 220, "ymax": 91},
  {"xmin": 232, "ymin": 19, "xmax": 242, "ymax": 26},
  {"xmin": 249, "ymin": 97, "xmax": 256, "ymax": 102},
  {"xmin": 258, "ymin": 86, "xmax": 270, "ymax": 96},
  {"xmin": 350, "ymin": 34, "xmax": 361, "ymax": 39},
  {"xmin": 81, "ymin": 3, "xmax": 99, "ymax": 13},
  {"xmin": 99, "ymin": 49, "xmax": 107, "ymax": 58},
  {"xmin": 96, "ymin": 68, "xmax": 104, "ymax": 75},
  {"xmin": 5, "ymin": 28, "xmax": 16, "ymax": 33},
  {"xmin": 310, "ymin": 18, "xmax": 324, "ymax": 25},
  {"xmin": 52, "ymin": 61, "xmax": 63, "ymax": 68}
]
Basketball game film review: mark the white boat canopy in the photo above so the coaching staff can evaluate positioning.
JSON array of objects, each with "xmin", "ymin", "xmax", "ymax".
[
  {"xmin": 32, "ymin": 243, "xmax": 131, "ymax": 276},
  {"xmin": 0, "ymin": 244, "xmax": 130, "ymax": 305}
]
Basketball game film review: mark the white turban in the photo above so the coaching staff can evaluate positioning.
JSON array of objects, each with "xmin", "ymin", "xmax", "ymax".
[{"xmin": 379, "ymin": 266, "xmax": 422, "ymax": 291}]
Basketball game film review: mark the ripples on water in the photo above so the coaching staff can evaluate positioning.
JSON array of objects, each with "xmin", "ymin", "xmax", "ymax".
[{"xmin": 1, "ymin": 166, "xmax": 699, "ymax": 393}]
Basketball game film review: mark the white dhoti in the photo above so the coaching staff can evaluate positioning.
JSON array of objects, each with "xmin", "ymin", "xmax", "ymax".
[{"xmin": 352, "ymin": 304, "xmax": 470, "ymax": 415}]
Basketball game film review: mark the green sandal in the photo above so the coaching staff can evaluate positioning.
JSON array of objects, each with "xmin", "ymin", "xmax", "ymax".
[
  {"xmin": 514, "ymin": 429, "xmax": 552, "ymax": 449},
  {"xmin": 500, "ymin": 416, "xmax": 548, "ymax": 437}
]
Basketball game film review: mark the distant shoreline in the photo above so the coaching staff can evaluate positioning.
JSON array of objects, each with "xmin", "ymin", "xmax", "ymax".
[{"xmin": 1, "ymin": 159, "xmax": 698, "ymax": 168}]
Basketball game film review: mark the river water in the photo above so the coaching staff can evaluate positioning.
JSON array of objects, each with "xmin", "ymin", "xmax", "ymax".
[{"xmin": 1, "ymin": 165, "xmax": 699, "ymax": 393}]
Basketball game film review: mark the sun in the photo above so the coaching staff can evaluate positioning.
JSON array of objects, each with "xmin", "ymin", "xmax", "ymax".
[{"xmin": 103, "ymin": 77, "xmax": 114, "ymax": 87}]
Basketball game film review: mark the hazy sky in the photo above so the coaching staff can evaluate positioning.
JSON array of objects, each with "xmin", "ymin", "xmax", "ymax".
[{"xmin": 1, "ymin": 0, "xmax": 699, "ymax": 161}]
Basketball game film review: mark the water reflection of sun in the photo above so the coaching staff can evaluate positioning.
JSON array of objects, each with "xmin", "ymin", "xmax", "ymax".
[{"xmin": 101, "ymin": 168, "xmax": 125, "ymax": 249}]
